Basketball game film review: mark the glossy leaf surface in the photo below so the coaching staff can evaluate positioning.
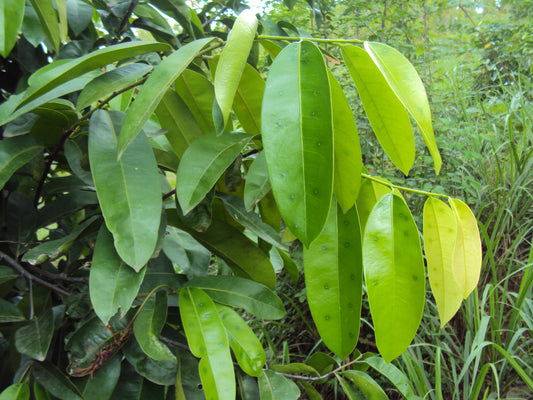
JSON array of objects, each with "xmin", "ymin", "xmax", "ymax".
[
  {"xmin": 185, "ymin": 276, "xmax": 285, "ymax": 319},
  {"xmin": 304, "ymin": 201, "xmax": 362, "ymax": 359},
  {"xmin": 216, "ymin": 304, "xmax": 265, "ymax": 376},
  {"xmin": 0, "ymin": 0, "xmax": 25, "ymax": 57},
  {"xmin": 118, "ymin": 37, "xmax": 214, "ymax": 155},
  {"xmin": 90, "ymin": 226, "xmax": 146, "ymax": 324},
  {"xmin": 423, "ymin": 197, "xmax": 462, "ymax": 326},
  {"xmin": 180, "ymin": 287, "xmax": 235, "ymax": 400},
  {"xmin": 363, "ymin": 193, "xmax": 425, "ymax": 362},
  {"xmin": 15, "ymin": 309, "xmax": 54, "ymax": 361},
  {"xmin": 0, "ymin": 135, "xmax": 42, "ymax": 190},
  {"xmin": 258, "ymin": 370, "xmax": 300, "ymax": 400},
  {"xmin": 176, "ymin": 131, "xmax": 253, "ymax": 214},
  {"xmin": 342, "ymin": 45, "xmax": 414, "ymax": 175},
  {"xmin": 214, "ymin": 9, "xmax": 258, "ymax": 128},
  {"xmin": 244, "ymin": 152, "xmax": 270, "ymax": 211},
  {"xmin": 89, "ymin": 110, "xmax": 162, "ymax": 270},
  {"xmin": 262, "ymin": 40, "xmax": 333, "ymax": 247},
  {"xmin": 365, "ymin": 42, "xmax": 442, "ymax": 174}
]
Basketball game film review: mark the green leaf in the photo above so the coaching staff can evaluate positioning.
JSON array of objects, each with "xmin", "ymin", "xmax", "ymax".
[
  {"xmin": 214, "ymin": 9, "xmax": 258, "ymax": 129},
  {"xmin": 216, "ymin": 304, "xmax": 266, "ymax": 377},
  {"xmin": 340, "ymin": 371, "xmax": 388, "ymax": 400},
  {"xmin": 450, "ymin": 199, "xmax": 482, "ymax": 299},
  {"xmin": 233, "ymin": 62, "xmax": 265, "ymax": 135},
  {"xmin": 15, "ymin": 309, "xmax": 54, "ymax": 361},
  {"xmin": 364, "ymin": 356, "xmax": 421, "ymax": 400},
  {"xmin": 217, "ymin": 192, "xmax": 284, "ymax": 248},
  {"xmin": 74, "ymin": 355, "xmax": 121, "ymax": 400},
  {"xmin": 118, "ymin": 37, "xmax": 214, "ymax": 155},
  {"xmin": 0, "ymin": 383, "xmax": 30, "ymax": 400},
  {"xmin": 365, "ymin": 42, "xmax": 442, "ymax": 174},
  {"xmin": 29, "ymin": 0, "xmax": 60, "ymax": 52},
  {"xmin": 244, "ymin": 152, "xmax": 270, "ymax": 211},
  {"xmin": 33, "ymin": 381, "xmax": 52, "ymax": 400},
  {"xmin": 162, "ymin": 226, "xmax": 210, "ymax": 280},
  {"xmin": 77, "ymin": 63, "xmax": 152, "ymax": 111},
  {"xmin": 140, "ymin": 253, "xmax": 186, "ymax": 293},
  {"xmin": 176, "ymin": 131, "xmax": 253, "ymax": 214},
  {"xmin": 262, "ymin": 40, "xmax": 333, "ymax": 247},
  {"xmin": 174, "ymin": 69, "xmax": 216, "ymax": 134},
  {"xmin": 90, "ymin": 226, "xmax": 147, "ymax": 324},
  {"xmin": 32, "ymin": 361, "xmax": 84, "ymax": 400},
  {"xmin": 0, "ymin": 135, "xmax": 42, "ymax": 190},
  {"xmin": 179, "ymin": 287, "xmax": 235, "ymax": 400},
  {"xmin": 0, "ymin": 0, "xmax": 25, "ymax": 57},
  {"xmin": 154, "ymin": 89, "xmax": 203, "ymax": 159},
  {"xmin": 56, "ymin": 0, "xmax": 67, "ymax": 42},
  {"xmin": 0, "ymin": 266, "xmax": 18, "ymax": 284},
  {"xmin": 66, "ymin": 0, "xmax": 93, "ymax": 36},
  {"xmin": 89, "ymin": 110, "xmax": 162, "ymax": 270},
  {"xmin": 276, "ymin": 248, "xmax": 299, "ymax": 284},
  {"xmin": 134, "ymin": 291, "xmax": 175, "ymax": 362},
  {"xmin": 329, "ymin": 71, "xmax": 362, "ymax": 213},
  {"xmin": 0, "ymin": 298, "xmax": 25, "ymax": 323},
  {"xmin": 363, "ymin": 193, "xmax": 425, "ymax": 362},
  {"xmin": 356, "ymin": 177, "xmax": 392, "ymax": 234},
  {"xmin": 304, "ymin": 201, "xmax": 362, "ymax": 359},
  {"xmin": 185, "ymin": 276, "xmax": 285, "ymax": 319},
  {"xmin": 341, "ymin": 45, "xmax": 414, "ymax": 175},
  {"xmin": 17, "ymin": 41, "xmax": 171, "ymax": 109},
  {"xmin": 258, "ymin": 370, "xmax": 300, "ymax": 400},
  {"xmin": 423, "ymin": 197, "xmax": 462, "ymax": 327},
  {"xmin": 6, "ymin": 192, "xmax": 37, "ymax": 258}
]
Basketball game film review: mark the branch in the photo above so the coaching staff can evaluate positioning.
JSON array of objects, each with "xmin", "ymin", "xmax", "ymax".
[
  {"xmin": 117, "ymin": 0, "xmax": 139, "ymax": 36},
  {"xmin": 267, "ymin": 356, "xmax": 364, "ymax": 382},
  {"xmin": 202, "ymin": 5, "xmax": 228, "ymax": 29},
  {"xmin": 162, "ymin": 189, "xmax": 175, "ymax": 201},
  {"xmin": 25, "ymin": 264, "xmax": 88, "ymax": 285},
  {"xmin": 0, "ymin": 250, "xmax": 70, "ymax": 296}
]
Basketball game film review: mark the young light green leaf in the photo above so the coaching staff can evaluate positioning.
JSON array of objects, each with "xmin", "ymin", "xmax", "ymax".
[
  {"xmin": 365, "ymin": 42, "xmax": 442, "ymax": 174},
  {"xmin": 118, "ymin": 37, "xmax": 214, "ymax": 156},
  {"xmin": 262, "ymin": 40, "xmax": 334, "ymax": 247},
  {"xmin": 216, "ymin": 304, "xmax": 266, "ymax": 376},
  {"xmin": 90, "ymin": 226, "xmax": 146, "ymax": 324},
  {"xmin": 179, "ymin": 287, "xmax": 235, "ymax": 400},
  {"xmin": 77, "ymin": 63, "xmax": 152, "ymax": 111},
  {"xmin": 29, "ymin": 0, "xmax": 60, "ymax": 52},
  {"xmin": 154, "ymin": 89, "xmax": 203, "ymax": 159},
  {"xmin": 450, "ymin": 198, "xmax": 482, "ymax": 299},
  {"xmin": 0, "ymin": 0, "xmax": 25, "ymax": 57},
  {"xmin": 15, "ymin": 309, "xmax": 54, "ymax": 361},
  {"xmin": 0, "ymin": 383, "xmax": 30, "ymax": 400},
  {"xmin": 341, "ymin": 45, "xmax": 414, "ymax": 175},
  {"xmin": 176, "ymin": 131, "xmax": 253, "ymax": 214},
  {"xmin": 89, "ymin": 110, "xmax": 162, "ymax": 270},
  {"xmin": 423, "ymin": 197, "xmax": 462, "ymax": 327},
  {"xmin": 341, "ymin": 371, "xmax": 388, "ymax": 400},
  {"xmin": 363, "ymin": 193, "xmax": 425, "ymax": 362},
  {"xmin": 259, "ymin": 370, "xmax": 300, "ymax": 400},
  {"xmin": 0, "ymin": 135, "xmax": 42, "ymax": 190},
  {"xmin": 214, "ymin": 9, "xmax": 258, "ymax": 129},
  {"xmin": 0, "ymin": 298, "xmax": 25, "ymax": 323},
  {"xmin": 134, "ymin": 291, "xmax": 175, "ymax": 362},
  {"xmin": 304, "ymin": 201, "xmax": 362, "ymax": 359},
  {"xmin": 244, "ymin": 152, "xmax": 271, "ymax": 211},
  {"xmin": 356, "ymin": 177, "xmax": 392, "ymax": 234},
  {"xmin": 185, "ymin": 275, "xmax": 285, "ymax": 320},
  {"xmin": 17, "ymin": 41, "xmax": 170, "ymax": 109},
  {"xmin": 329, "ymin": 71, "xmax": 362, "ymax": 213}
]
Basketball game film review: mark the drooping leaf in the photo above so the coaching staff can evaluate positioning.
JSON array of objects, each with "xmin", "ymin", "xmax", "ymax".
[
  {"xmin": 0, "ymin": 135, "xmax": 42, "ymax": 190},
  {"xmin": 15, "ymin": 309, "xmax": 54, "ymax": 361},
  {"xmin": 33, "ymin": 381, "xmax": 52, "ymax": 400},
  {"xmin": 134, "ymin": 291, "xmax": 175, "ymax": 362},
  {"xmin": 29, "ymin": 0, "xmax": 60, "ymax": 52},
  {"xmin": 0, "ymin": 383, "xmax": 30, "ymax": 400},
  {"xmin": 0, "ymin": 298, "xmax": 25, "ymax": 323},
  {"xmin": 340, "ymin": 371, "xmax": 388, "ymax": 400},
  {"xmin": 363, "ymin": 193, "xmax": 425, "ymax": 362},
  {"xmin": 304, "ymin": 201, "xmax": 362, "ymax": 359},
  {"xmin": 90, "ymin": 226, "xmax": 146, "ymax": 324},
  {"xmin": 356, "ymin": 177, "xmax": 392, "ymax": 234},
  {"xmin": 168, "ymin": 211, "xmax": 276, "ymax": 289},
  {"xmin": 329, "ymin": 71, "xmax": 362, "ymax": 213},
  {"xmin": 66, "ymin": 0, "xmax": 93, "ymax": 36},
  {"xmin": 77, "ymin": 63, "xmax": 152, "ymax": 111},
  {"xmin": 118, "ymin": 37, "xmax": 214, "ymax": 155},
  {"xmin": 423, "ymin": 197, "xmax": 462, "ymax": 327},
  {"xmin": 341, "ymin": 45, "xmax": 414, "ymax": 175},
  {"xmin": 365, "ymin": 42, "xmax": 442, "ymax": 174},
  {"xmin": 32, "ymin": 361, "xmax": 84, "ymax": 400},
  {"xmin": 262, "ymin": 40, "xmax": 333, "ymax": 247},
  {"xmin": 74, "ymin": 355, "xmax": 121, "ymax": 400},
  {"xmin": 179, "ymin": 287, "xmax": 235, "ymax": 400},
  {"xmin": 216, "ymin": 304, "xmax": 266, "ymax": 376},
  {"xmin": 176, "ymin": 131, "xmax": 253, "ymax": 214},
  {"xmin": 162, "ymin": 226, "xmax": 210, "ymax": 280},
  {"xmin": 364, "ymin": 356, "xmax": 420, "ymax": 400},
  {"xmin": 89, "ymin": 110, "xmax": 162, "ymax": 270},
  {"xmin": 244, "ymin": 152, "xmax": 270, "ymax": 211},
  {"xmin": 185, "ymin": 276, "xmax": 285, "ymax": 319},
  {"xmin": 258, "ymin": 370, "xmax": 300, "ymax": 400},
  {"xmin": 214, "ymin": 9, "xmax": 258, "ymax": 129},
  {"xmin": 0, "ymin": 0, "xmax": 25, "ymax": 57}
]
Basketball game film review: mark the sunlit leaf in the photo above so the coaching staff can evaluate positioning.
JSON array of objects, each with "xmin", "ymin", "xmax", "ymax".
[{"xmin": 0, "ymin": 0, "xmax": 25, "ymax": 57}]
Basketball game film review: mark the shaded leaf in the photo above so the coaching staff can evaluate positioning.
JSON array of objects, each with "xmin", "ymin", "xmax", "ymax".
[
  {"xmin": 32, "ymin": 361, "xmax": 83, "ymax": 400},
  {"xmin": 244, "ymin": 152, "xmax": 270, "ymax": 211},
  {"xmin": 15, "ymin": 309, "xmax": 54, "ymax": 361},
  {"xmin": 0, "ymin": 0, "xmax": 25, "ymax": 57},
  {"xmin": 140, "ymin": 253, "xmax": 186, "ymax": 293},
  {"xmin": 0, "ymin": 298, "xmax": 25, "ymax": 323},
  {"xmin": 0, "ymin": 135, "xmax": 42, "ymax": 190},
  {"xmin": 74, "ymin": 355, "xmax": 121, "ymax": 400},
  {"xmin": 66, "ymin": 0, "xmax": 93, "ymax": 36},
  {"xmin": 162, "ymin": 226, "xmax": 210, "ymax": 280}
]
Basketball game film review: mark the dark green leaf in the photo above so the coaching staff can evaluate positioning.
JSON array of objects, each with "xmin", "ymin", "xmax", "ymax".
[
  {"xmin": 6, "ymin": 192, "xmax": 37, "ymax": 258},
  {"xmin": 0, "ymin": 266, "xmax": 18, "ymax": 285},
  {"xmin": 32, "ymin": 361, "xmax": 84, "ymax": 400},
  {"xmin": 244, "ymin": 152, "xmax": 270, "ymax": 211},
  {"xmin": 74, "ymin": 355, "xmax": 121, "ymax": 400},
  {"xmin": 0, "ymin": 298, "xmax": 25, "ymax": 323},
  {"xmin": 0, "ymin": 135, "xmax": 42, "ymax": 190},
  {"xmin": 110, "ymin": 361, "xmax": 165, "ymax": 400},
  {"xmin": 162, "ymin": 226, "xmax": 210, "ymax": 279},
  {"xmin": 140, "ymin": 253, "xmax": 186, "ymax": 293},
  {"xmin": 66, "ymin": 0, "xmax": 93, "ymax": 36},
  {"xmin": 15, "ymin": 309, "xmax": 54, "ymax": 361}
]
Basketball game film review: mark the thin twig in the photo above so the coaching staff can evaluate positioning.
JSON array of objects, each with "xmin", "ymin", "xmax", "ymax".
[
  {"xmin": 160, "ymin": 336, "xmax": 191, "ymax": 352},
  {"xmin": 0, "ymin": 250, "xmax": 70, "ymax": 296},
  {"xmin": 163, "ymin": 189, "xmax": 176, "ymax": 201},
  {"xmin": 267, "ymin": 356, "xmax": 364, "ymax": 382},
  {"xmin": 117, "ymin": 0, "xmax": 139, "ymax": 37},
  {"xmin": 25, "ymin": 264, "xmax": 88, "ymax": 285},
  {"xmin": 202, "ymin": 5, "xmax": 228, "ymax": 29}
]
